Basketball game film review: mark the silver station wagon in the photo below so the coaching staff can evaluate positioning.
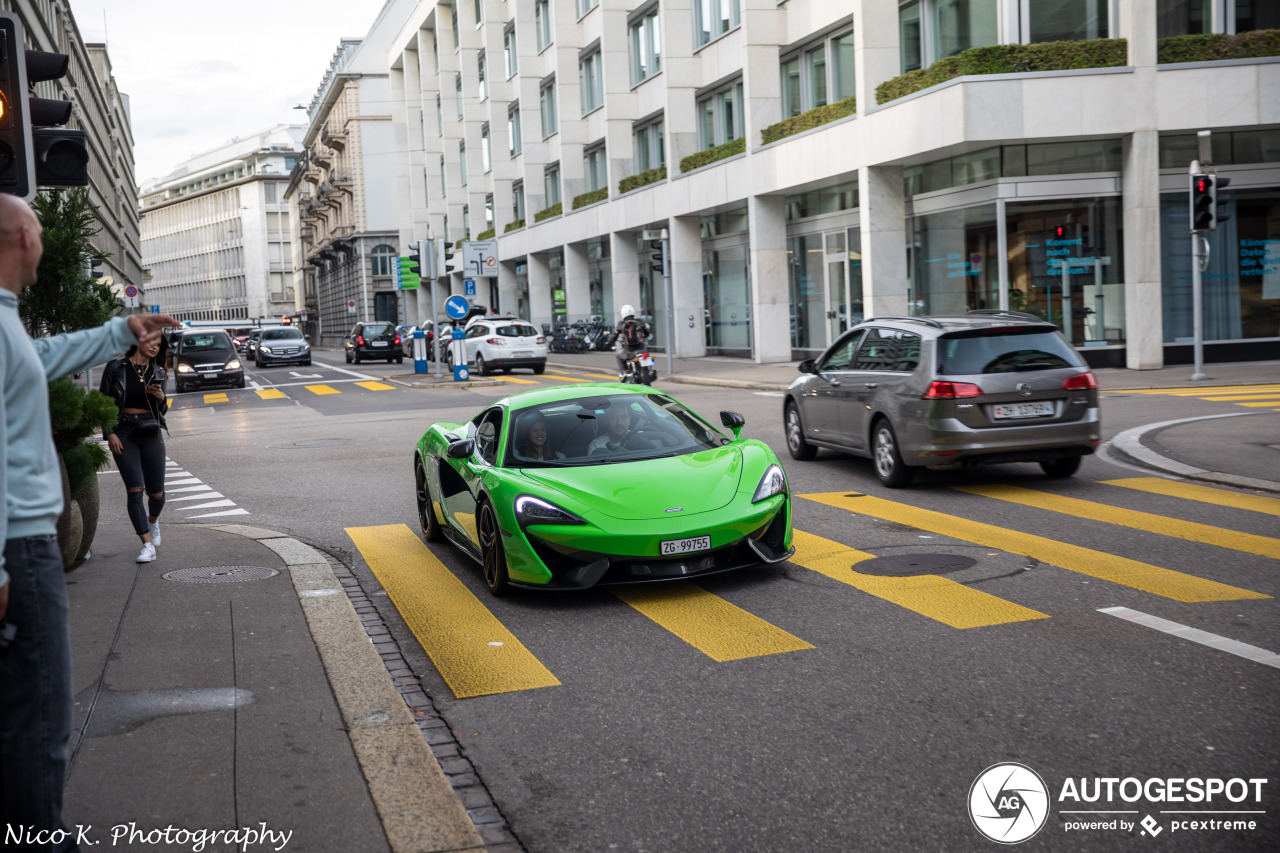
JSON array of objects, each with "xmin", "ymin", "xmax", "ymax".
[{"xmin": 783, "ymin": 312, "xmax": 1101, "ymax": 487}]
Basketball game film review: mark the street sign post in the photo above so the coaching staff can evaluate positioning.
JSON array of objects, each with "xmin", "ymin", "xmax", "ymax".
[
  {"xmin": 462, "ymin": 240, "xmax": 498, "ymax": 278},
  {"xmin": 123, "ymin": 284, "xmax": 139, "ymax": 308},
  {"xmin": 444, "ymin": 296, "xmax": 470, "ymax": 382}
]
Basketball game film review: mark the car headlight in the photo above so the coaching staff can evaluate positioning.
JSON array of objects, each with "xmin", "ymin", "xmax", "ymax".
[
  {"xmin": 752, "ymin": 464, "xmax": 787, "ymax": 503},
  {"xmin": 176, "ymin": 363, "xmax": 194, "ymax": 374},
  {"xmin": 514, "ymin": 495, "xmax": 586, "ymax": 527},
  {"xmin": 300, "ymin": 343, "xmax": 310, "ymax": 350},
  {"xmin": 259, "ymin": 346, "xmax": 273, "ymax": 354},
  {"xmin": 226, "ymin": 359, "xmax": 242, "ymax": 370}
]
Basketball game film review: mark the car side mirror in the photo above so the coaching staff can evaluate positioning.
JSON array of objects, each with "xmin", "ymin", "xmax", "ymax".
[
  {"xmin": 798, "ymin": 359, "xmax": 818, "ymax": 375},
  {"xmin": 446, "ymin": 438, "xmax": 475, "ymax": 459},
  {"xmin": 720, "ymin": 410, "xmax": 745, "ymax": 440}
]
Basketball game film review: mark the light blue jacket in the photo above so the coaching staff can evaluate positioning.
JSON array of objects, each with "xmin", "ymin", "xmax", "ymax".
[{"xmin": 2, "ymin": 289, "xmax": 136, "ymax": 584}]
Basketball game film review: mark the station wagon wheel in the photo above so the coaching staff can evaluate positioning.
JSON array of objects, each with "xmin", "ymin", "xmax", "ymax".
[
  {"xmin": 1040, "ymin": 457, "xmax": 1081, "ymax": 478},
  {"xmin": 475, "ymin": 353, "xmax": 489, "ymax": 375},
  {"xmin": 415, "ymin": 460, "xmax": 444, "ymax": 541},
  {"xmin": 784, "ymin": 402, "xmax": 816, "ymax": 461},
  {"xmin": 478, "ymin": 500, "xmax": 509, "ymax": 595},
  {"xmin": 872, "ymin": 419, "xmax": 915, "ymax": 488}
]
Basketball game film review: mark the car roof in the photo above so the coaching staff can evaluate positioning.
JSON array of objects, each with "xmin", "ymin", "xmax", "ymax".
[
  {"xmin": 857, "ymin": 312, "xmax": 1057, "ymax": 335},
  {"xmin": 493, "ymin": 382, "xmax": 660, "ymax": 412},
  {"xmin": 465, "ymin": 314, "xmax": 522, "ymax": 327}
]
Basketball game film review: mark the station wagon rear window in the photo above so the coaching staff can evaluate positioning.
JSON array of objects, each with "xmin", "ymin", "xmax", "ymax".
[
  {"xmin": 496, "ymin": 324, "xmax": 539, "ymax": 337},
  {"xmin": 937, "ymin": 329, "xmax": 1084, "ymax": 375}
]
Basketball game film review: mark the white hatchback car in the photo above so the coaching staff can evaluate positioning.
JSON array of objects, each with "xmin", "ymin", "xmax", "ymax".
[{"xmin": 452, "ymin": 315, "xmax": 548, "ymax": 375}]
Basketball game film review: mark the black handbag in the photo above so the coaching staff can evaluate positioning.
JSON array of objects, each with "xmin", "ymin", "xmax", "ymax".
[{"xmin": 121, "ymin": 411, "xmax": 160, "ymax": 436}]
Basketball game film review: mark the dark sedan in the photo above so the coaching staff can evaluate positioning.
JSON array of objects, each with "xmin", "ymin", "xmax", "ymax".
[
  {"xmin": 254, "ymin": 326, "xmax": 312, "ymax": 367},
  {"xmin": 172, "ymin": 330, "xmax": 244, "ymax": 393}
]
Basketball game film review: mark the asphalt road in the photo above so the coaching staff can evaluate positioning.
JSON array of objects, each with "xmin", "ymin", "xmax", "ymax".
[{"xmin": 162, "ymin": 361, "xmax": 1279, "ymax": 852}]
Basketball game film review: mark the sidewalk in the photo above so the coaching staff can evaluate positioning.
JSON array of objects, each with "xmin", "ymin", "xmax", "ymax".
[{"xmin": 62, "ymin": 497, "xmax": 491, "ymax": 853}]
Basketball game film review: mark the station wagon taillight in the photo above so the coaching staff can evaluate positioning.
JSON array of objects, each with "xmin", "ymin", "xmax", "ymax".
[
  {"xmin": 394, "ymin": 335, "xmax": 401, "ymax": 345},
  {"xmin": 356, "ymin": 335, "xmax": 365, "ymax": 346},
  {"xmin": 1063, "ymin": 372, "xmax": 1097, "ymax": 390},
  {"xmin": 486, "ymin": 337, "xmax": 508, "ymax": 345},
  {"xmin": 922, "ymin": 381, "xmax": 984, "ymax": 399}
]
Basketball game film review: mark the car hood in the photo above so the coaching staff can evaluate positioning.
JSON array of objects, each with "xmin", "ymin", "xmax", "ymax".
[{"xmin": 519, "ymin": 445, "xmax": 745, "ymax": 520}]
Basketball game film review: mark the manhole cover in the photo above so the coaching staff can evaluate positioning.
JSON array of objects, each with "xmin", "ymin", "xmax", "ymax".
[
  {"xmin": 854, "ymin": 553, "xmax": 976, "ymax": 577},
  {"xmin": 292, "ymin": 438, "xmax": 350, "ymax": 448},
  {"xmin": 163, "ymin": 566, "xmax": 280, "ymax": 584}
]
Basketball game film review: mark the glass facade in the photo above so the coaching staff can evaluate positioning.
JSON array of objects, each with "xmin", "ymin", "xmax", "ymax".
[
  {"xmin": 704, "ymin": 245, "xmax": 751, "ymax": 350},
  {"xmin": 788, "ymin": 227, "xmax": 863, "ymax": 353},
  {"xmin": 932, "ymin": 0, "xmax": 998, "ymax": 60},
  {"xmin": 1029, "ymin": 0, "xmax": 1109, "ymax": 42},
  {"xmin": 587, "ymin": 238, "xmax": 614, "ymax": 322},
  {"xmin": 1157, "ymin": 0, "xmax": 1212, "ymax": 37}
]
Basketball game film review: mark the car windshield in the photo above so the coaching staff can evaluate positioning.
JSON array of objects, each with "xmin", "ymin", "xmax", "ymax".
[
  {"xmin": 505, "ymin": 394, "xmax": 728, "ymax": 467},
  {"xmin": 363, "ymin": 323, "xmax": 394, "ymax": 337},
  {"xmin": 179, "ymin": 332, "xmax": 233, "ymax": 352},
  {"xmin": 263, "ymin": 328, "xmax": 303, "ymax": 341},
  {"xmin": 936, "ymin": 329, "xmax": 1084, "ymax": 375}
]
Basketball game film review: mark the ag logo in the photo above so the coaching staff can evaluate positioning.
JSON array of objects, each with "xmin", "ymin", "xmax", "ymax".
[{"xmin": 969, "ymin": 763, "xmax": 1050, "ymax": 844}]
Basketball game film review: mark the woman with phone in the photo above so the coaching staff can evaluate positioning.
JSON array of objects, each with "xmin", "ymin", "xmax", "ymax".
[{"xmin": 99, "ymin": 336, "xmax": 169, "ymax": 563}]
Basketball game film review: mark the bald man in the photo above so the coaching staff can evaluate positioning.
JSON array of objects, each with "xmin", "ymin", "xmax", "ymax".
[{"xmin": 0, "ymin": 193, "xmax": 177, "ymax": 851}]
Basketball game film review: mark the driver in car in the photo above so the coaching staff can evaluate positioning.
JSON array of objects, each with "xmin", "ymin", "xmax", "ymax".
[{"xmin": 587, "ymin": 406, "xmax": 634, "ymax": 455}]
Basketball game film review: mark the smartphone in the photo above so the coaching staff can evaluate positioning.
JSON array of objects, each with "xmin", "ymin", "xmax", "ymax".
[
  {"xmin": 151, "ymin": 366, "xmax": 167, "ymax": 387},
  {"xmin": 0, "ymin": 622, "xmax": 16, "ymax": 649}
]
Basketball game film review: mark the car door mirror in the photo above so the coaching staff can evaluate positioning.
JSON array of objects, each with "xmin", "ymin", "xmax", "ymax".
[
  {"xmin": 720, "ymin": 410, "xmax": 746, "ymax": 440},
  {"xmin": 446, "ymin": 438, "xmax": 476, "ymax": 459},
  {"xmin": 798, "ymin": 359, "xmax": 817, "ymax": 375}
]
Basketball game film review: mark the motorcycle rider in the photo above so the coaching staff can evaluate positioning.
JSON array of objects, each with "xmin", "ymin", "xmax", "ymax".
[{"xmin": 614, "ymin": 304, "xmax": 650, "ymax": 380}]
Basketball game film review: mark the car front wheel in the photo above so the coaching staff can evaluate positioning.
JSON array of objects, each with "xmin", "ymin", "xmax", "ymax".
[
  {"xmin": 785, "ymin": 402, "xmax": 817, "ymax": 461},
  {"xmin": 415, "ymin": 460, "xmax": 444, "ymax": 541},
  {"xmin": 477, "ymin": 500, "xmax": 509, "ymax": 595},
  {"xmin": 475, "ymin": 354, "xmax": 489, "ymax": 375},
  {"xmin": 1040, "ymin": 457, "xmax": 1082, "ymax": 478},
  {"xmin": 872, "ymin": 420, "xmax": 915, "ymax": 488}
]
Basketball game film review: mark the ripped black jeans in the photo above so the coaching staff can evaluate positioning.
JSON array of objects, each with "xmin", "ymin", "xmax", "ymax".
[{"xmin": 113, "ymin": 417, "xmax": 166, "ymax": 536}]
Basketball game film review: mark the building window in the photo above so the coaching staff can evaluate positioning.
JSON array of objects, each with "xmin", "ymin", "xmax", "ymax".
[
  {"xmin": 634, "ymin": 117, "xmax": 665, "ymax": 172},
  {"xmin": 577, "ymin": 0, "xmax": 599, "ymax": 18},
  {"xmin": 540, "ymin": 77, "xmax": 558, "ymax": 137},
  {"xmin": 1157, "ymin": 0, "xmax": 1280, "ymax": 36},
  {"xmin": 695, "ymin": 0, "xmax": 740, "ymax": 48},
  {"xmin": 1235, "ymin": 0, "xmax": 1280, "ymax": 32},
  {"xmin": 544, "ymin": 163, "xmax": 561, "ymax": 207},
  {"xmin": 504, "ymin": 24, "xmax": 518, "ymax": 77},
  {"xmin": 783, "ymin": 31, "xmax": 857, "ymax": 117},
  {"xmin": 473, "ymin": 0, "xmax": 483, "ymax": 26},
  {"xmin": 463, "ymin": 205, "xmax": 471, "ymax": 239},
  {"xmin": 481, "ymin": 124, "xmax": 492, "ymax": 172},
  {"xmin": 1158, "ymin": 0, "xmax": 1212, "ymax": 37},
  {"xmin": 451, "ymin": 6, "xmax": 461, "ymax": 50},
  {"xmin": 899, "ymin": 1, "xmax": 998, "ymax": 73},
  {"xmin": 371, "ymin": 244, "xmax": 396, "ymax": 276},
  {"xmin": 440, "ymin": 155, "xmax": 446, "ymax": 191},
  {"xmin": 455, "ymin": 74, "xmax": 463, "ymax": 119},
  {"xmin": 436, "ymin": 94, "xmax": 443, "ymax": 134},
  {"xmin": 513, "ymin": 181, "xmax": 525, "ymax": 221},
  {"xmin": 580, "ymin": 49, "xmax": 603, "ymax": 114},
  {"xmin": 460, "ymin": 141, "xmax": 468, "ymax": 185},
  {"xmin": 535, "ymin": 0, "xmax": 552, "ymax": 52},
  {"xmin": 484, "ymin": 194, "xmax": 494, "ymax": 232},
  {"xmin": 1028, "ymin": 0, "xmax": 1109, "ymax": 43},
  {"xmin": 697, "ymin": 78, "xmax": 743, "ymax": 148},
  {"xmin": 508, "ymin": 102, "xmax": 522, "ymax": 156},
  {"xmin": 629, "ymin": 6, "xmax": 661, "ymax": 85},
  {"xmin": 584, "ymin": 144, "xmax": 607, "ymax": 192},
  {"xmin": 478, "ymin": 51, "xmax": 487, "ymax": 101}
]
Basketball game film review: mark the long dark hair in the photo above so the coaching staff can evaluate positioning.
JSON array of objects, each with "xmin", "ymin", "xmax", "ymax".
[{"xmin": 125, "ymin": 334, "xmax": 169, "ymax": 365}]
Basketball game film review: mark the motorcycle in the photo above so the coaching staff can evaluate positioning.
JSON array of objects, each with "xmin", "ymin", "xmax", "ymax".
[{"xmin": 620, "ymin": 351, "xmax": 657, "ymax": 385}]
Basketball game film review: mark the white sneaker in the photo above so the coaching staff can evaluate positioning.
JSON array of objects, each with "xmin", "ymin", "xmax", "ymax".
[
  {"xmin": 149, "ymin": 522, "xmax": 161, "ymax": 547},
  {"xmin": 136, "ymin": 542, "xmax": 156, "ymax": 563}
]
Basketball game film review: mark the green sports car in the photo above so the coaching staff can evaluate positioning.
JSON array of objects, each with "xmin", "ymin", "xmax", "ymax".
[{"xmin": 413, "ymin": 384, "xmax": 794, "ymax": 595}]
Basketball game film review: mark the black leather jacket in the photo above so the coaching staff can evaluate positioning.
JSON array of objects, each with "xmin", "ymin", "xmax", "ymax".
[{"xmin": 99, "ymin": 356, "xmax": 168, "ymax": 435}]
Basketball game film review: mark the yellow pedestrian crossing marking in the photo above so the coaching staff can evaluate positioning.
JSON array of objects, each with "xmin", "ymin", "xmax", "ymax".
[
  {"xmin": 1108, "ymin": 384, "xmax": 1280, "ymax": 396},
  {"xmin": 304, "ymin": 384, "xmax": 341, "ymax": 395},
  {"xmin": 611, "ymin": 582, "xmax": 813, "ymax": 661},
  {"xmin": 582, "ymin": 372, "xmax": 622, "ymax": 380},
  {"xmin": 543, "ymin": 372, "xmax": 592, "ymax": 383},
  {"xmin": 255, "ymin": 389, "xmax": 287, "ymax": 400},
  {"xmin": 346, "ymin": 524, "xmax": 560, "ymax": 699},
  {"xmin": 495, "ymin": 375, "xmax": 539, "ymax": 384},
  {"xmin": 790, "ymin": 531, "xmax": 1048, "ymax": 629},
  {"xmin": 801, "ymin": 492, "xmax": 1269, "ymax": 603},
  {"xmin": 203, "ymin": 393, "xmax": 229, "ymax": 404},
  {"xmin": 1102, "ymin": 478, "xmax": 1280, "ymax": 517},
  {"xmin": 355, "ymin": 381, "xmax": 396, "ymax": 391},
  {"xmin": 955, "ymin": 484, "xmax": 1280, "ymax": 561},
  {"xmin": 1203, "ymin": 394, "xmax": 1280, "ymax": 401}
]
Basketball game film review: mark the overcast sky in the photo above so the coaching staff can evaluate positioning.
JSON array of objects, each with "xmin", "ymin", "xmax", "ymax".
[{"xmin": 67, "ymin": 0, "xmax": 387, "ymax": 186}]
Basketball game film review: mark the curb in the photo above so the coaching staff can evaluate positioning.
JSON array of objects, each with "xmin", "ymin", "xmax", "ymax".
[
  {"xmin": 197, "ymin": 524, "xmax": 505, "ymax": 853},
  {"xmin": 1107, "ymin": 413, "xmax": 1280, "ymax": 494}
]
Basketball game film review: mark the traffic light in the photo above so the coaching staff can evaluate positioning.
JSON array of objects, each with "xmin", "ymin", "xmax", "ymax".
[
  {"xmin": 0, "ymin": 12, "xmax": 34, "ymax": 198},
  {"xmin": 649, "ymin": 240, "xmax": 664, "ymax": 273},
  {"xmin": 1052, "ymin": 224, "xmax": 1068, "ymax": 239},
  {"xmin": 437, "ymin": 240, "xmax": 457, "ymax": 276},
  {"xmin": 1191, "ymin": 173, "xmax": 1217, "ymax": 231},
  {"xmin": 416, "ymin": 239, "xmax": 436, "ymax": 279}
]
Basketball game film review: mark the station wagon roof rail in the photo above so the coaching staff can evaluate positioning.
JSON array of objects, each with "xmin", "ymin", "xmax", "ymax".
[{"xmin": 864, "ymin": 315, "xmax": 945, "ymax": 329}]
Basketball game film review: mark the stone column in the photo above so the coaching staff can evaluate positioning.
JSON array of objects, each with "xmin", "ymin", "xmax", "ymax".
[
  {"xmin": 497, "ymin": 260, "xmax": 519, "ymax": 317},
  {"xmin": 564, "ymin": 241, "xmax": 591, "ymax": 322},
  {"xmin": 610, "ymin": 230, "xmax": 641, "ymax": 320},
  {"xmin": 853, "ymin": 0, "xmax": 901, "ymax": 116},
  {"xmin": 669, "ymin": 214, "xmax": 705, "ymax": 358},
  {"xmin": 528, "ymin": 251, "xmax": 552, "ymax": 331},
  {"xmin": 1123, "ymin": 130, "xmax": 1164, "ymax": 369},
  {"xmin": 859, "ymin": 165, "xmax": 909, "ymax": 316},
  {"xmin": 748, "ymin": 195, "xmax": 790, "ymax": 363}
]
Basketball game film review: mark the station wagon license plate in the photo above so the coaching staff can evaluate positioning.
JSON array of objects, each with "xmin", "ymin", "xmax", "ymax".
[
  {"xmin": 372, "ymin": 341, "xmax": 388, "ymax": 346},
  {"xmin": 993, "ymin": 402, "xmax": 1054, "ymax": 419},
  {"xmin": 661, "ymin": 535, "xmax": 711, "ymax": 556},
  {"xmin": 513, "ymin": 350, "xmax": 533, "ymax": 357}
]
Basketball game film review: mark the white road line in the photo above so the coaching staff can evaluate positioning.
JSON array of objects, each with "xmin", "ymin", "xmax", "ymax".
[
  {"xmin": 177, "ymin": 499, "xmax": 236, "ymax": 511},
  {"xmin": 188, "ymin": 508, "xmax": 250, "ymax": 518},
  {"xmin": 166, "ymin": 485, "xmax": 214, "ymax": 494},
  {"xmin": 165, "ymin": 478, "xmax": 204, "ymax": 486},
  {"xmin": 168, "ymin": 492, "xmax": 225, "ymax": 502},
  {"xmin": 1099, "ymin": 606, "xmax": 1280, "ymax": 669},
  {"xmin": 753, "ymin": 391, "xmax": 785, "ymax": 397}
]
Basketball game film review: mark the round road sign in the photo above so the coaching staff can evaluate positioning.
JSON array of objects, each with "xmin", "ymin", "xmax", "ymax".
[{"xmin": 123, "ymin": 285, "xmax": 138, "ymax": 298}]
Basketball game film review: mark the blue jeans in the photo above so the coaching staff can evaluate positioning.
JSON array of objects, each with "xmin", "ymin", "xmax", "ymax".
[{"xmin": 1, "ymin": 535, "xmax": 78, "ymax": 853}]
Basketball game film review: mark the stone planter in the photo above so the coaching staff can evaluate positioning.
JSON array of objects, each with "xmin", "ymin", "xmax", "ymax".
[{"xmin": 71, "ymin": 470, "xmax": 100, "ymax": 566}]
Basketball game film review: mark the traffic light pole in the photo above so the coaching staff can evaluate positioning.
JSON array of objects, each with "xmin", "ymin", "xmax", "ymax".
[
  {"xmin": 1189, "ymin": 157, "xmax": 1208, "ymax": 382},
  {"xmin": 662, "ymin": 234, "xmax": 672, "ymax": 378}
]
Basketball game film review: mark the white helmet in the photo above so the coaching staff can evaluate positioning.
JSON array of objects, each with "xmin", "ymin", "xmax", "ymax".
[{"xmin": 620, "ymin": 305, "xmax": 636, "ymax": 319}]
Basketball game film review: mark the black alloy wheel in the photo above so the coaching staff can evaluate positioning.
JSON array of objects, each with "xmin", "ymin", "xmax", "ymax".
[
  {"xmin": 872, "ymin": 419, "xmax": 915, "ymax": 488},
  {"xmin": 477, "ymin": 500, "xmax": 510, "ymax": 595},
  {"xmin": 415, "ymin": 461, "xmax": 444, "ymax": 541},
  {"xmin": 785, "ymin": 402, "xmax": 817, "ymax": 461}
]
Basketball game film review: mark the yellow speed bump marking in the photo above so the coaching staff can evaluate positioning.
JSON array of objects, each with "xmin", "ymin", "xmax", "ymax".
[
  {"xmin": 255, "ymin": 389, "xmax": 287, "ymax": 400},
  {"xmin": 582, "ymin": 372, "xmax": 622, "ymax": 380},
  {"xmin": 1102, "ymin": 478, "xmax": 1280, "ymax": 517},
  {"xmin": 495, "ymin": 375, "xmax": 538, "ymax": 384},
  {"xmin": 542, "ymin": 372, "xmax": 592, "ymax": 383},
  {"xmin": 612, "ymin": 582, "xmax": 813, "ymax": 661},
  {"xmin": 346, "ymin": 524, "xmax": 559, "ymax": 699},
  {"xmin": 956, "ymin": 484, "xmax": 1280, "ymax": 561},
  {"xmin": 304, "ymin": 384, "xmax": 341, "ymax": 395},
  {"xmin": 801, "ymin": 492, "xmax": 1269, "ymax": 603},
  {"xmin": 203, "ymin": 393, "xmax": 229, "ymax": 404},
  {"xmin": 1106, "ymin": 384, "xmax": 1280, "ymax": 395},
  {"xmin": 790, "ymin": 530, "xmax": 1047, "ymax": 629},
  {"xmin": 355, "ymin": 381, "xmax": 397, "ymax": 391}
]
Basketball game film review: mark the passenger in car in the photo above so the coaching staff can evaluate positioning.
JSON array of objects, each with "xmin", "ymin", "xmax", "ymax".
[{"xmin": 515, "ymin": 416, "xmax": 563, "ymax": 461}]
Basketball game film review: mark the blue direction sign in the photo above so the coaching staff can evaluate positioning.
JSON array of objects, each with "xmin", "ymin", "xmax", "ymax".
[
  {"xmin": 150, "ymin": 305, "xmax": 160, "ymax": 314},
  {"xmin": 445, "ymin": 295, "xmax": 471, "ymax": 320}
]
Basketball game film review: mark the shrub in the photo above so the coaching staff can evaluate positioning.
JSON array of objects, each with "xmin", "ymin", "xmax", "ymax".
[
  {"xmin": 618, "ymin": 166, "xmax": 667, "ymax": 194},
  {"xmin": 876, "ymin": 38, "xmax": 1128, "ymax": 104},
  {"xmin": 761, "ymin": 97, "xmax": 857, "ymax": 145},
  {"xmin": 1157, "ymin": 30, "xmax": 1280, "ymax": 64},
  {"xmin": 476, "ymin": 228, "xmax": 495, "ymax": 241},
  {"xmin": 679, "ymin": 136, "xmax": 746, "ymax": 174},
  {"xmin": 48, "ymin": 378, "xmax": 116, "ymax": 493},
  {"xmin": 504, "ymin": 218, "xmax": 525, "ymax": 233},
  {"xmin": 572, "ymin": 188, "xmax": 608, "ymax": 210},
  {"xmin": 533, "ymin": 203, "xmax": 562, "ymax": 222}
]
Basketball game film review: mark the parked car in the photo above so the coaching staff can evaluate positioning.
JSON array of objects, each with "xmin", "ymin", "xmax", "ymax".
[
  {"xmin": 344, "ymin": 321, "xmax": 403, "ymax": 364},
  {"xmin": 254, "ymin": 326, "xmax": 312, "ymax": 367},
  {"xmin": 446, "ymin": 315, "xmax": 547, "ymax": 375},
  {"xmin": 171, "ymin": 329, "xmax": 244, "ymax": 393},
  {"xmin": 397, "ymin": 323, "xmax": 435, "ymax": 358},
  {"xmin": 413, "ymin": 384, "xmax": 792, "ymax": 595},
  {"xmin": 782, "ymin": 311, "xmax": 1101, "ymax": 487}
]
